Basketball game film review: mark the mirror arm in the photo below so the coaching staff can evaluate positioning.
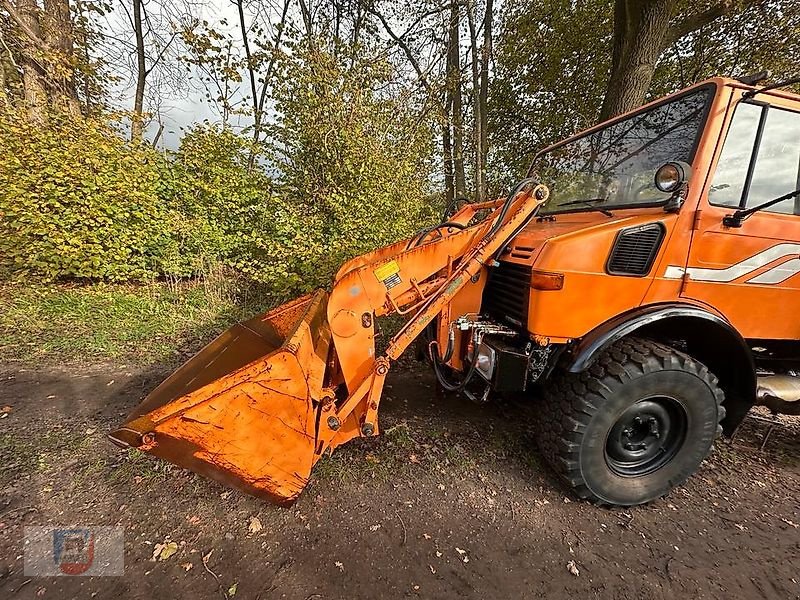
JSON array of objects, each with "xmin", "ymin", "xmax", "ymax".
[{"xmin": 723, "ymin": 188, "xmax": 800, "ymax": 228}]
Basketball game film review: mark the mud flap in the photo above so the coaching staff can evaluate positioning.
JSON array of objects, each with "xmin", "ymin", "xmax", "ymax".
[{"xmin": 109, "ymin": 290, "xmax": 332, "ymax": 505}]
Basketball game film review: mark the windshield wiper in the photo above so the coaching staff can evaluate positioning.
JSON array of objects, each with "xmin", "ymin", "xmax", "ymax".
[
  {"xmin": 723, "ymin": 187, "xmax": 800, "ymax": 227},
  {"xmin": 559, "ymin": 198, "xmax": 614, "ymax": 217}
]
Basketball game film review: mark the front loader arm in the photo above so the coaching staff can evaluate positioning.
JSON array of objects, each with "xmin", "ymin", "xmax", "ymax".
[
  {"xmin": 319, "ymin": 183, "xmax": 550, "ymax": 452},
  {"xmin": 109, "ymin": 182, "xmax": 549, "ymax": 505}
]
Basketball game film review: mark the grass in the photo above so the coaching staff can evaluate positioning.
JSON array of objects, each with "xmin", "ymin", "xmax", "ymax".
[
  {"xmin": 0, "ymin": 424, "xmax": 92, "ymax": 486},
  {"xmin": 0, "ymin": 276, "xmax": 276, "ymax": 364}
]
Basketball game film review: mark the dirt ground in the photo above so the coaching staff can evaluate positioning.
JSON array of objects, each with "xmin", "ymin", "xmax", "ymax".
[{"xmin": 1, "ymin": 359, "xmax": 800, "ymax": 600}]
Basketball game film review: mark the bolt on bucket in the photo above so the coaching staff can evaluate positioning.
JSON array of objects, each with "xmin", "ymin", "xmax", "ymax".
[{"xmin": 108, "ymin": 290, "xmax": 331, "ymax": 505}]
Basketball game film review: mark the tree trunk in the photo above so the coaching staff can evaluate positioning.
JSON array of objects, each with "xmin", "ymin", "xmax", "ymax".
[
  {"xmin": 253, "ymin": 0, "xmax": 289, "ymax": 149},
  {"xmin": 16, "ymin": 0, "xmax": 47, "ymax": 122},
  {"xmin": 466, "ymin": 0, "xmax": 482, "ymax": 203},
  {"xmin": 478, "ymin": 0, "xmax": 492, "ymax": 200},
  {"xmin": 599, "ymin": 0, "xmax": 753, "ymax": 121},
  {"xmin": 235, "ymin": 0, "xmax": 260, "ymax": 169},
  {"xmin": 447, "ymin": 1, "xmax": 466, "ymax": 200},
  {"xmin": 443, "ymin": 106, "xmax": 455, "ymax": 206},
  {"xmin": 236, "ymin": 0, "xmax": 257, "ymax": 121},
  {"xmin": 599, "ymin": 0, "xmax": 674, "ymax": 121},
  {"xmin": 131, "ymin": 0, "xmax": 146, "ymax": 141},
  {"xmin": 43, "ymin": 0, "xmax": 79, "ymax": 115}
]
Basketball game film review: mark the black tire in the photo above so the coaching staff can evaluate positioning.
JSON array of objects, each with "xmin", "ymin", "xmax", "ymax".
[{"xmin": 535, "ymin": 337, "xmax": 725, "ymax": 506}]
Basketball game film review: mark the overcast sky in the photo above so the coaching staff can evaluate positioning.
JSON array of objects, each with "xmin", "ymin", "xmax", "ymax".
[{"xmin": 107, "ymin": 0, "xmax": 254, "ymax": 148}]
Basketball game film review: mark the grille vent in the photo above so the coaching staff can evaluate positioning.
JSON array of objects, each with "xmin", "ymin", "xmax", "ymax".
[
  {"xmin": 606, "ymin": 223, "xmax": 666, "ymax": 276},
  {"xmin": 483, "ymin": 261, "xmax": 531, "ymax": 327}
]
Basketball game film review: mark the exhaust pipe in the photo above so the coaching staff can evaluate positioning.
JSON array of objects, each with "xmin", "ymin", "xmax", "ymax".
[{"xmin": 756, "ymin": 375, "xmax": 800, "ymax": 415}]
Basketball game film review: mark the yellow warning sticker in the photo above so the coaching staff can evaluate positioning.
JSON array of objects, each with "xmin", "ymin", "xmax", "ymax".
[
  {"xmin": 374, "ymin": 260, "xmax": 402, "ymax": 289},
  {"xmin": 374, "ymin": 260, "xmax": 400, "ymax": 281}
]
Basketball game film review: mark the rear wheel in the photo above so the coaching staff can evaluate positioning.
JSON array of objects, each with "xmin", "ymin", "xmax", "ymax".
[{"xmin": 535, "ymin": 337, "xmax": 725, "ymax": 506}]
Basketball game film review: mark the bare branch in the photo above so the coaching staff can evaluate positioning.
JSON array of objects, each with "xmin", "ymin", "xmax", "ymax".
[
  {"xmin": 664, "ymin": 0, "xmax": 761, "ymax": 47},
  {"xmin": 143, "ymin": 31, "xmax": 177, "ymax": 77},
  {"xmin": 368, "ymin": 4, "xmax": 434, "ymax": 96}
]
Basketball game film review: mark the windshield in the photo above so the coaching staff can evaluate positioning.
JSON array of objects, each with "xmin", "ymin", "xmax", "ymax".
[{"xmin": 531, "ymin": 86, "xmax": 714, "ymax": 214}]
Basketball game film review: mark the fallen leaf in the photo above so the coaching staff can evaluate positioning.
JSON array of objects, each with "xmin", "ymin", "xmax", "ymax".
[
  {"xmin": 153, "ymin": 541, "xmax": 178, "ymax": 561},
  {"xmin": 181, "ymin": 562, "xmax": 193, "ymax": 572},
  {"xmin": 248, "ymin": 516, "xmax": 263, "ymax": 533},
  {"xmin": 1, "ymin": 405, "xmax": 13, "ymax": 413},
  {"xmin": 187, "ymin": 515, "xmax": 201, "ymax": 525},
  {"xmin": 422, "ymin": 533, "xmax": 431, "ymax": 539},
  {"xmin": 335, "ymin": 561, "xmax": 344, "ymax": 572},
  {"xmin": 409, "ymin": 454, "xmax": 420, "ymax": 464},
  {"xmin": 567, "ymin": 560, "xmax": 579, "ymax": 576},
  {"xmin": 227, "ymin": 583, "xmax": 237, "ymax": 597},
  {"xmin": 435, "ymin": 551, "xmax": 442, "ymax": 558}
]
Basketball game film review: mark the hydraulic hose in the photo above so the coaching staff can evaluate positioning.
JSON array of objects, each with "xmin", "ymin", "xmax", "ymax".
[
  {"xmin": 406, "ymin": 221, "xmax": 467, "ymax": 250},
  {"xmin": 428, "ymin": 327, "xmax": 481, "ymax": 393},
  {"xmin": 430, "ymin": 339, "xmax": 481, "ymax": 393},
  {"xmin": 425, "ymin": 178, "xmax": 542, "ymax": 393},
  {"xmin": 486, "ymin": 176, "xmax": 540, "ymax": 239}
]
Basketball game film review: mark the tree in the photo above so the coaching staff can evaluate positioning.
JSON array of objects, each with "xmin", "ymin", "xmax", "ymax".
[
  {"xmin": 490, "ymin": 0, "xmax": 611, "ymax": 179},
  {"xmin": 599, "ymin": 0, "xmax": 764, "ymax": 120},
  {"xmin": 131, "ymin": 0, "xmax": 145, "ymax": 139},
  {"xmin": 270, "ymin": 41, "xmax": 435, "ymax": 275},
  {"xmin": 491, "ymin": 0, "xmax": 800, "ymax": 183},
  {"xmin": 115, "ymin": 0, "xmax": 186, "ymax": 141},
  {"xmin": 446, "ymin": 0, "xmax": 466, "ymax": 200},
  {"xmin": 1, "ymin": 0, "xmax": 81, "ymax": 119}
]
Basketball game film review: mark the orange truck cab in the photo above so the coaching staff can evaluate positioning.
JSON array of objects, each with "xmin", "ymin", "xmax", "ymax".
[
  {"xmin": 461, "ymin": 75, "xmax": 800, "ymax": 504},
  {"xmin": 112, "ymin": 76, "xmax": 800, "ymax": 508}
]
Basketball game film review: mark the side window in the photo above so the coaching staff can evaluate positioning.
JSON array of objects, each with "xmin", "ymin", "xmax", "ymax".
[{"xmin": 709, "ymin": 102, "xmax": 800, "ymax": 215}]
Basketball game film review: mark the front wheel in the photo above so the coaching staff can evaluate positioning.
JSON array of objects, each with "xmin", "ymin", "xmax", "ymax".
[{"xmin": 535, "ymin": 337, "xmax": 725, "ymax": 506}]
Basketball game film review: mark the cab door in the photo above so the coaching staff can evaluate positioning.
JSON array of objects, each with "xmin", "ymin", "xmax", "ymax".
[{"xmin": 676, "ymin": 90, "xmax": 800, "ymax": 340}]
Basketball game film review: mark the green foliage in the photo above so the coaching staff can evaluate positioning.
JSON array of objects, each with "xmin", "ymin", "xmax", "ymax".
[
  {"xmin": 0, "ymin": 43, "xmax": 437, "ymax": 293},
  {"xmin": 269, "ymin": 41, "xmax": 437, "ymax": 278},
  {"xmin": 172, "ymin": 123, "xmax": 324, "ymax": 293},
  {"xmin": 490, "ymin": 0, "xmax": 611, "ymax": 181},
  {"xmin": 652, "ymin": 1, "xmax": 800, "ymax": 97},
  {"xmin": 0, "ymin": 109, "xmax": 175, "ymax": 280}
]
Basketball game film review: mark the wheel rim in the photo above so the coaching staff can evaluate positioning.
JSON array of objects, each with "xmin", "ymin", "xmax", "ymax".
[{"xmin": 605, "ymin": 396, "xmax": 688, "ymax": 477}]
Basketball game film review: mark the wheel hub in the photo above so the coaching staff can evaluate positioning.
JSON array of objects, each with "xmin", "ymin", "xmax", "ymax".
[{"xmin": 605, "ymin": 397, "xmax": 688, "ymax": 477}]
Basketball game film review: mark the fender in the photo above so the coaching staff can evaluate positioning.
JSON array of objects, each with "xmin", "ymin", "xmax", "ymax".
[
  {"xmin": 566, "ymin": 302, "xmax": 756, "ymax": 435},
  {"xmin": 568, "ymin": 303, "xmax": 751, "ymax": 372}
]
